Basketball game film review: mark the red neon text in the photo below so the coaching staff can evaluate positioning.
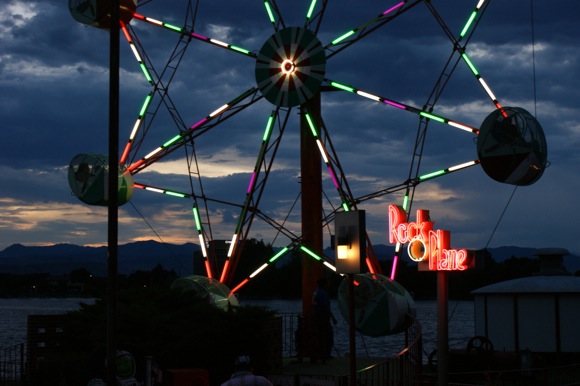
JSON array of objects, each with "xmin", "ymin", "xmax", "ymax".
[{"xmin": 388, "ymin": 204, "xmax": 469, "ymax": 271}]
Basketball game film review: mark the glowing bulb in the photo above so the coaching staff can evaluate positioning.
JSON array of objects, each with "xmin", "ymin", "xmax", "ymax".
[
  {"xmin": 281, "ymin": 59, "xmax": 296, "ymax": 74},
  {"xmin": 337, "ymin": 245, "xmax": 349, "ymax": 259}
]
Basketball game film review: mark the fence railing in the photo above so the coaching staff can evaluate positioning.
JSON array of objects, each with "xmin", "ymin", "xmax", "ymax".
[
  {"xmin": 354, "ymin": 315, "xmax": 422, "ymax": 386},
  {"xmin": 0, "ymin": 343, "xmax": 24, "ymax": 386},
  {"xmin": 277, "ymin": 312, "xmax": 423, "ymax": 385}
]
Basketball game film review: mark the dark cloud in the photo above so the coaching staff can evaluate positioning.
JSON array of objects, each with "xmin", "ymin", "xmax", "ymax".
[{"xmin": 0, "ymin": 0, "xmax": 578, "ymax": 258}]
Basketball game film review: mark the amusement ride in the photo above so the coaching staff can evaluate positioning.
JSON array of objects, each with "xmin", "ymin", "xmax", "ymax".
[{"xmin": 67, "ymin": 0, "xmax": 548, "ymax": 337}]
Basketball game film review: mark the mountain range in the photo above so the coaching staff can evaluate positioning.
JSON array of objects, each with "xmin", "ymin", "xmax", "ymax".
[{"xmin": 0, "ymin": 241, "xmax": 578, "ymax": 276}]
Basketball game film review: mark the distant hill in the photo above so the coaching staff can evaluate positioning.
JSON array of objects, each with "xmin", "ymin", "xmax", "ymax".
[
  {"xmin": 0, "ymin": 241, "xmax": 198, "ymax": 276},
  {"xmin": 0, "ymin": 241, "xmax": 577, "ymax": 276}
]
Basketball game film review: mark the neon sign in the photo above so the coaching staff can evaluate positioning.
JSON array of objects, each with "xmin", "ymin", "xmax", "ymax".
[{"xmin": 388, "ymin": 204, "xmax": 472, "ymax": 271}]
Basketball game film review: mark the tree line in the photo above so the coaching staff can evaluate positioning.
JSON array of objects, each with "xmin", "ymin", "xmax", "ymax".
[{"xmin": 2, "ymin": 243, "xmax": 576, "ymax": 299}]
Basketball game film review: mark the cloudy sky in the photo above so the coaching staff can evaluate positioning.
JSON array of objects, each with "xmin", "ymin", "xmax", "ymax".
[{"xmin": 1, "ymin": 0, "xmax": 579, "ymax": 259}]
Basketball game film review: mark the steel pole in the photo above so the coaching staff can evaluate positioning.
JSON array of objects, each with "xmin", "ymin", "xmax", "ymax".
[{"xmin": 107, "ymin": 1, "xmax": 120, "ymax": 384}]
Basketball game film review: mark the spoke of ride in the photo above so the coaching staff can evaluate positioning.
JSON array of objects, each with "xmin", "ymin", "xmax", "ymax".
[
  {"xmin": 119, "ymin": 23, "xmax": 186, "ymax": 165},
  {"xmin": 324, "ymin": 0, "xmax": 422, "ymax": 57},
  {"xmin": 325, "ymin": 78, "xmax": 479, "ymax": 135},
  {"xmin": 125, "ymin": 87, "xmax": 258, "ymax": 174},
  {"xmin": 262, "ymin": 0, "xmax": 286, "ymax": 31},
  {"xmin": 302, "ymin": 110, "xmax": 352, "ymax": 213},
  {"xmin": 227, "ymin": 243, "xmax": 339, "ymax": 294},
  {"xmin": 448, "ymin": 0, "xmax": 508, "ymax": 117},
  {"xmin": 220, "ymin": 111, "xmax": 278, "ymax": 282},
  {"xmin": 132, "ymin": 13, "xmax": 256, "ymax": 58},
  {"xmin": 119, "ymin": 23, "xmax": 153, "ymax": 164}
]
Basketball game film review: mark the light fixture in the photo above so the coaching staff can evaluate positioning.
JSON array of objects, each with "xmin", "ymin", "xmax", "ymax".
[{"xmin": 334, "ymin": 210, "xmax": 365, "ymax": 274}]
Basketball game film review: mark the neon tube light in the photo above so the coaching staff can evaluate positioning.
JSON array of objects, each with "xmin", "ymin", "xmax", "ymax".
[
  {"xmin": 145, "ymin": 17, "xmax": 162, "ymax": 25},
  {"xmin": 247, "ymin": 171, "xmax": 257, "ymax": 194},
  {"xmin": 330, "ymin": 82, "xmax": 355, "ymax": 93},
  {"xmin": 316, "ymin": 140, "xmax": 329, "ymax": 163},
  {"xmin": 402, "ymin": 196, "xmax": 409, "ymax": 211},
  {"xmin": 449, "ymin": 121, "xmax": 478, "ymax": 134},
  {"xmin": 204, "ymin": 260, "xmax": 213, "ymax": 279},
  {"xmin": 479, "ymin": 78, "xmax": 497, "ymax": 101},
  {"xmin": 210, "ymin": 39, "xmax": 228, "ymax": 48},
  {"xmin": 383, "ymin": 2, "xmax": 405, "ymax": 15},
  {"xmin": 263, "ymin": 114, "xmax": 274, "ymax": 141},
  {"xmin": 164, "ymin": 23, "xmax": 182, "ymax": 33},
  {"xmin": 331, "ymin": 30, "xmax": 355, "ymax": 45},
  {"xmin": 210, "ymin": 104, "xmax": 229, "ymax": 117},
  {"xmin": 139, "ymin": 63, "xmax": 153, "ymax": 83},
  {"xmin": 163, "ymin": 135, "xmax": 182, "ymax": 148},
  {"xmin": 357, "ymin": 90, "xmax": 381, "ymax": 101},
  {"xmin": 165, "ymin": 191, "xmax": 186, "ymax": 198},
  {"xmin": 190, "ymin": 117, "xmax": 208, "ymax": 130},
  {"xmin": 229, "ymin": 278, "xmax": 249, "ymax": 294},
  {"xmin": 139, "ymin": 94, "xmax": 152, "ymax": 117},
  {"xmin": 144, "ymin": 147, "xmax": 163, "ymax": 160},
  {"xmin": 129, "ymin": 44, "xmax": 142, "ymax": 62},
  {"xmin": 231, "ymin": 46, "xmax": 251, "ymax": 55},
  {"xmin": 383, "ymin": 100, "xmax": 407, "ymax": 109},
  {"xmin": 323, "ymin": 261, "xmax": 337, "ymax": 272},
  {"xmin": 328, "ymin": 166, "xmax": 339, "ymax": 189},
  {"xmin": 461, "ymin": 53, "xmax": 479, "ymax": 76},
  {"xmin": 390, "ymin": 254, "xmax": 398, "ymax": 280},
  {"xmin": 419, "ymin": 169, "xmax": 446, "ymax": 180},
  {"xmin": 420, "ymin": 112, "xmax": 445, "ymax": 123},
  {"xmin": 448, "ymin": 160, "xmax": 477, "ymax": 172},
  {"xmin": 305, "ymin": 113, "xmax": 318, "ymax": 137},
  {"xmin": 307, "ymin": 0, "xmax": 317, "ymax": 19},
  {"xmin": 264, "ymin": 2, "xmax": 275, "ymax": 23},
  {"xmin": 249, "ymin": 263, "xmax": 269, "ymax": 278},
  {"xmin": 220, "ymin": 260, "xmax": 230, "ymax": 283},
  {"xmin": 192, "ymin": 207, "xmax": 202, "ymax": 231},
  {"xmin": 198, "ymin": 234, "xmax": 207, "ymax": 257},
  {"xmin": 269, "ymin": 247, "xmax": 289, "ymax": 263},
  {"xmin": 342, "ymin": 202, "xmax": 350, "ymax": 212},
  {"xmin": 227, "ymin": 234, "xmax": 238, "ymax": 257},
  {"xmin": 300, "ymin": 246, "xmax": 322, "ymax": 261},
  {"xmin": 460, "ymin": 12, "xmax": 477, "ymax": 38}
]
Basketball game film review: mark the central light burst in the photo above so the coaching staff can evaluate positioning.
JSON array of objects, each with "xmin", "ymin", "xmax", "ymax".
[{"xmin": 255, "ymin": 27, "xmax": 327, "ymax": 107}]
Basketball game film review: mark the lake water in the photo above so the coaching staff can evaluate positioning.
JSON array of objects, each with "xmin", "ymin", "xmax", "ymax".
[
  {"xmin": 0, "ymin": 298, "xmax": 474, "ymax": 360},
  {"xmin": 244, "ymin": 299, "xmax": 475, "ymax": 359}
]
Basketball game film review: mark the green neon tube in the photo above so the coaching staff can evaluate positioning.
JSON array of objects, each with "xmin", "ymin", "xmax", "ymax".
[
  {"xmin": 139, "ymin": 63, "xmax": 152, "ymax": 83},
  {"xmin": 139, "ymin": 94, "xmax": 153, "ymax": 117},
  {"xmin": 460, "ymin": 11, "xmax": 477, "ymax": 37},
  {"xmin": 163, "ymin": 23, "xmax": 182, "ymax": 33},
  {"xmin": 332, "ymin": 30, "xmax": 355, "ymax": 45},
  {"xmin": 163, "ymin": 134, "xmax": 182, "ymax": 147},
  {"xmin": 330, "ymin": 82, "xmax": 354, "ymax": 93},
  {"xmin": 230, "ymin": 45, "xmax": 251, "ymax": 55},
  {"xmin": 307, "ymin": 0, "xmax": 317, "ymax": 19},
  {"xmin": 461, "ymin": 53, "xmax": 479, "ymax": 76},
  {"xmin": 263, "ymin": 114, "xmax": 274, "ymax": 141},
  {"xmin": 420, "ymin": 112, "xmax": 445, "ymax": 123},
  {"xmin": 269, "ymin": 247, "xmax": 289, "ymax": 263},
  {"xmin": 165, "ymin": 191, "xmax": 186, "ymax": 198},
  {"xmin": 419, "ymin": 169, "xmax": 446, "ymax": 180},
  {"xmin": 264, "ymin": 2, "xmax": 275, "ymax": 23},
  {"xmin": 192, "ymin": 207, "xmax": 202, "ymax": 231},
  {"xmin": 305, "ymin": 114, "xmax": 318, "ymax": 137},
  {"xmin": 300, "ymin": 246, "xmax": 322, "ymax": 260}
]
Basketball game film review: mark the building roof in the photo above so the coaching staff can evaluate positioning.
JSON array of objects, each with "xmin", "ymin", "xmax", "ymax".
[{"xmin": 472, "ymin": 275, "xmax": 580, "ymax": 294}]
